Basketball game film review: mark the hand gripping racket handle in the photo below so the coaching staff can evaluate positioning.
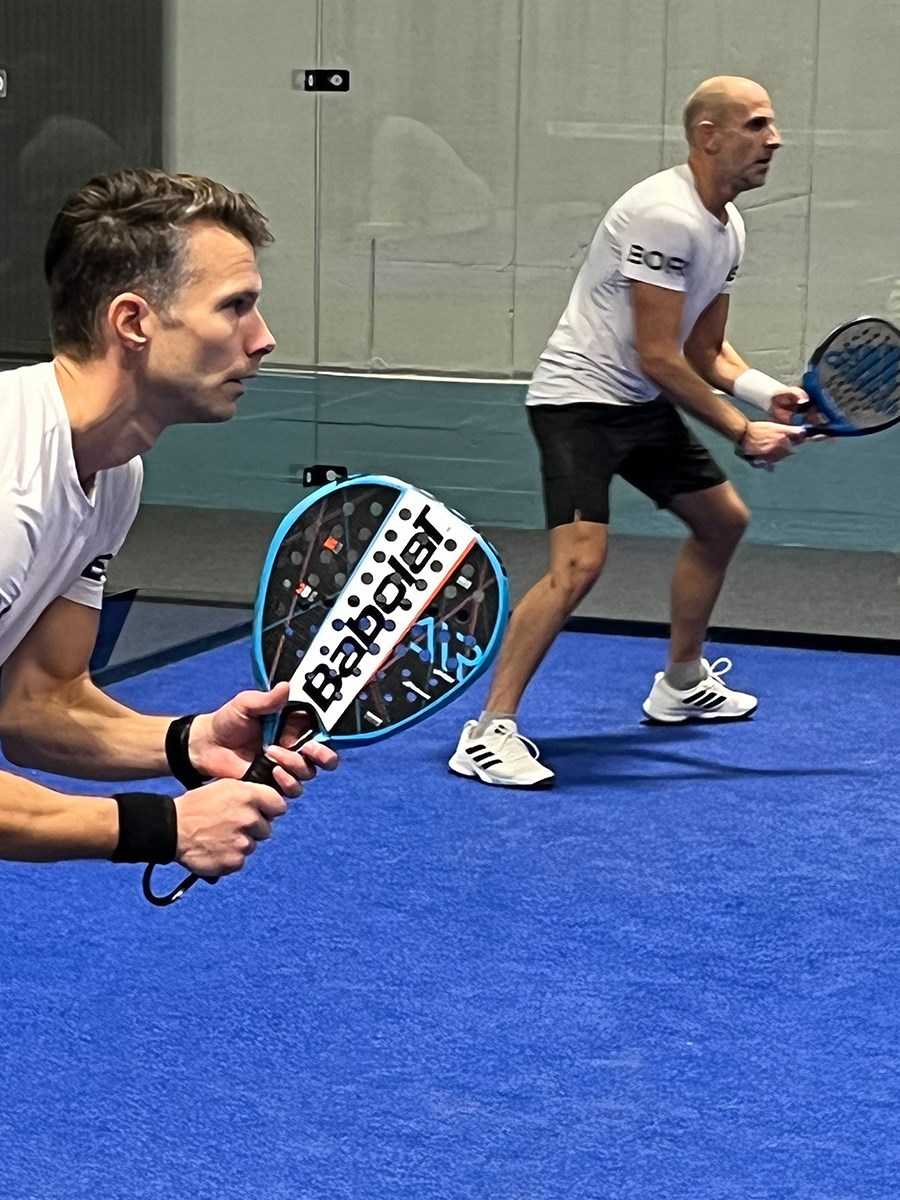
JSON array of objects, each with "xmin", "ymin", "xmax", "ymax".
[
  {"xmin": 142, "ymin": 706, "xmax": 317, "ymax": 906},
  {"xmin": 141, "ymin": 754, "xmax": 281, "ymax": 906}
]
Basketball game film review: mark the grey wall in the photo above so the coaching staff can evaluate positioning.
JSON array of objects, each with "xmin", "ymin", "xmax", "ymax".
[
  {"xmin": 154, "ymin": 0, "xmax": 900, "ymax": 548},
  {"xmin": 0, "ymin": 0, "xmax": 162, "ymax": 358},
  {"xmin": 139, "ymin": 372, "xmax": 900, "ymax": 553},
  {"xmin": 165, "ymin": 0, "xmax": 900, "ymax": 379}
]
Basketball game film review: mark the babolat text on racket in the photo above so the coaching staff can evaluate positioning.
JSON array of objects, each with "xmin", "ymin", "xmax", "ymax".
[
  {"xmin": 143, "ymin": 474, "xmax": 508, "ymax": 905},
  {"xmin": 800, "ymin": 315, "xmax": 900, "ymax": 437}
]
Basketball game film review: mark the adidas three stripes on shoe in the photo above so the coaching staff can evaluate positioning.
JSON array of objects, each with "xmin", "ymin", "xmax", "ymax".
[
  {"xmin": 448, "ymin": 719, "xmax": 555, "ymax": 788},
  {"xmin": 641, "ymin": 656, "xmax": 758, "ymax": 723}
]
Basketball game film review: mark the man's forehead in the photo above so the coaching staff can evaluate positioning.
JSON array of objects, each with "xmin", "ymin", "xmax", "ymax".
[
  {"xmin": 739, "ymin": 87, "xmax": 774, "ymax": 119},
  {"xmin": 183, "ymin": 222, "xmax": 260, "ymax": 284}
]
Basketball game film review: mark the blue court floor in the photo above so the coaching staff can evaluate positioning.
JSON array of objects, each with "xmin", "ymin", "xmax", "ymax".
[{"xmin": 2, "ymin": 630, "xmax": 900, "ymax": 1199}]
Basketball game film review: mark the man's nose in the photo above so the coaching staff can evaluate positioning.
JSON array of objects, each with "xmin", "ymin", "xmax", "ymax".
[{"xmin": 249, "ymin": 311, "xmax": 276, "ymax": 357}]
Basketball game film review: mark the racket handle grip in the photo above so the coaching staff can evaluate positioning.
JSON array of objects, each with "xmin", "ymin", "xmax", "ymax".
[
  {"xmin": 141, "ymin": 753, "xmax": 283, "ymax": 905},
  {"xmin": 240, "ymin": 704, "xmax": 320, "ymax": 792},
  {"xmin": 241, "ymin": 751, "xmax": 283, "ymax": 792}
]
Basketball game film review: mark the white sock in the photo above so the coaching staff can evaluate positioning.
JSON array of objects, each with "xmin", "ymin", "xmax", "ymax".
[
  {"xmin": 474, "ymin": 710, "xmax": 516, "ymax": 737},
  {"xmin": 665, "ymin": 659, "xmax": 704, "ymax": 690}
]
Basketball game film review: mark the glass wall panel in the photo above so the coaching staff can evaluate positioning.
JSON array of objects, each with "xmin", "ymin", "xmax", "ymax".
[
  {"xmin": 164, "ymin": 0, "xmax": 318, "ymax": 366},
  {"xmin": 317, "ymin": 0, "xmax": 521, "ymax": 373},
  {"xmin": 0, "ymin": 0, "xmax": 161, "ymax": 359}
]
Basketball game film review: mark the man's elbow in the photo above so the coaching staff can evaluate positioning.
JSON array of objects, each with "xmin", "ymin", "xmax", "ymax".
[
  {"xmin": 0, "ymin": 708, "xmax": 42, "ymax": 769},
  {"xmin": 637, "ymin": 349, "xmax": 676, "ymax": 386}
]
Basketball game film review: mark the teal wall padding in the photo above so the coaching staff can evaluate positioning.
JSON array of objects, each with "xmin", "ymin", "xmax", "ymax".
[{"xmin": 140, "ymin": 371, "xmax": 900, "ymax": 552}]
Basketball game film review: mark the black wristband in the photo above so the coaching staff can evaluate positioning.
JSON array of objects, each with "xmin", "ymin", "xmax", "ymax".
[
  {"xmin": 165, "ymin": 714, "xmax": 211, "ymax": 790},
  {"xmin": 111, "ymin": 792, "xmax": 178, "ymax": 864}
]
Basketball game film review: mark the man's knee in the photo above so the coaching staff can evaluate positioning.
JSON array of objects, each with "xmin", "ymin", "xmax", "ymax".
[
  {"xmin": 699, "ymin": 497, "xmax": 751, "ymax": 553},
  {"xmin": 548, "ymin": 542, "xmax": 607, "ymax": 602},
  {"xmin": 675, "ymin": 485, "xmax": 750, "ymax": 548}
]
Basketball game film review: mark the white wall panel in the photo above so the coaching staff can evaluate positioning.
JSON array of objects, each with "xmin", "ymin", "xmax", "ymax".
[
  {"xmin": 157, "ymin": 0, "xmax": 900, "ymax": 545},
  {"xmin": 513, "ymin": 0, "xmax": 668, "ymax": 371},
  {"xmin": 807, "ymin": 0, "xmax": 900, "ymax": 345},
  {"xmin": 164, "ymin": 0, "xmax": 318, "ymax": 365},
  {"xmin": 662, "ymin": 0, "xmax": 819, "ymax": 379},
  {"xmin": 317, "ymin": 0, "xmax": 521, "ymax": 372}
]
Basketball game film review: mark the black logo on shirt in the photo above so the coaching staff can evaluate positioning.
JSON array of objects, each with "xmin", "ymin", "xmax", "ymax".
[
  {"xmin": 81, "ymin": 554, "xmax": 112, "ymax": 584},
  {"xmin": 726, "ymin": 264, "xmax": 739, "ymax": 282},
  {"xmin": 626, "ymin": 245, "xmax": 689, "ymax": 275}
]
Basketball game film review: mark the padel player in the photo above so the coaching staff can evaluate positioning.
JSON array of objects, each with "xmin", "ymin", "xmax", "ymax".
[
  {"xmin": 451, "ymin": 75, "xmax": 810, "ymax": 788},
  {"xmin": 0, "ymin": 169, "xmax": 337, "ymax": 871}
]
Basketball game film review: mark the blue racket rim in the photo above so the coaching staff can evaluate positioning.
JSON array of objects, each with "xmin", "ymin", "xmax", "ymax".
[
  {"xmin": 250, "ymin": 473, "xmax": 509, "ymax": 747},
  {"xmin": 799, "ymin": 315, "xmax": 900, "ymax": 437}
]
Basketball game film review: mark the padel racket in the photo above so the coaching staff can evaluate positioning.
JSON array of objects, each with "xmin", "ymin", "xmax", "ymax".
[
  {"xmin": 142, "ymin": 474, "xmax": 508, "ymax": 905},
  {"xmin": 799, "ymin": 315, "xmax": 900, "ymax": 437}
]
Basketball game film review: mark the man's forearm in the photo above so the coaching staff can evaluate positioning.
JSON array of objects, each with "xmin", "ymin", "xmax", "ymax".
[
  {"xmin": 0, "ymin": 679, "xmax": 171, "ymax": 780},
  {"xmin": 641, "ymin": 351, "xmax": 748, "ymax": 441},
  {"xmin": 698, "ymin": 340, "xmax": 751, "ymax": 394},
  {"xmin": 0, "ymin": 772, "xmax": 119, "ymax": 861}
]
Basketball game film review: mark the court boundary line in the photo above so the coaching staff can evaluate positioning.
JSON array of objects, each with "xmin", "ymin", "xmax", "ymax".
[
  {"xmin": 96, "ymin": 610, "xmax": 900, "ymax": 689},
  {"xmin": 564, "ymin": 615, "xmax": 900, "ymax": 656}
]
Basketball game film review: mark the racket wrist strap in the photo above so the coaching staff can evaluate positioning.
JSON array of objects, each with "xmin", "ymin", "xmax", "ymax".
[
  {"xmin": 165, "ymin": 714, "xmax": 211, "ymax": 790},
  {"xmin": 732, "ymin": 368, "xmax": 786, "ymax": 413},
  {"xmin": 111, "ymin": 792, "xmax": 177, "ymax": 864}
]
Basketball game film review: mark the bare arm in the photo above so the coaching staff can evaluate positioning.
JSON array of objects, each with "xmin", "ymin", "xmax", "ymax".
[
  {"xmin": 0, "ymin": 601, "xmax": 336, "ymax": 872},
  {"xmin": 0, "ymin": 771, "xmax": 118, "ymax": 860},
  {"xmin": 685, "ymin": 293, "xmax": 813, "ymax": 426},
  {"xmin": 683, "ymin": 295, "xmax": 751, "ymax": 392},
  {"xmin": 0, "ymin": 596, "xmax": 170, "ymax": 779},
  {"xmin": 0, "ymin": 595, "xmax": 339, "ymax": 789},
  {"xmin": 631, "ymin": 282, "xmax": 805, "ymax": 461},
  {"xmin": 0, "ymin": 763, "xmax": 294, "ymax": 876}
]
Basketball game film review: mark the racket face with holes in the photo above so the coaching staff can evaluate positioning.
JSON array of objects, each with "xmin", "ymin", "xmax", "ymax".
[
  {"xmin": 251, "ymin": 475, "xmax": 508, "ymax": 746},
  {"xmin": 802, "ymin": 316, "xmax": 900, "ymax": 436}
]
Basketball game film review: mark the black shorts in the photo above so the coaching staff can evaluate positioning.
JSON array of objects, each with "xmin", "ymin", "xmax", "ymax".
[{"xmin": 527, "ymin": 398, "xmax": 727, "ymax": 528}]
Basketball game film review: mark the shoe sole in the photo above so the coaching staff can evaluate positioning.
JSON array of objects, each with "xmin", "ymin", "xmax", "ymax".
[
  {"xmin": 447, "ymin": 761, "xmax": 554, "ymax": 789},
  {"xmin": 641, "ymin": 702, "xmax": 758, "ymax": 725}
]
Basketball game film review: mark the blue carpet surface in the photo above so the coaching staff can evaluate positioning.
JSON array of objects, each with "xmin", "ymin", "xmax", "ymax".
[{"xmin": 2, "ymin": 632, "xmax": 900, "ymax": 1199}]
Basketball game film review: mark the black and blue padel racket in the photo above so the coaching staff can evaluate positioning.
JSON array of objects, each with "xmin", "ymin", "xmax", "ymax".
[
  {"xmin": 143, "ymin": 474, "xmax": 508, "ymax": 905},
  {"xmin": 799, "ymin": 315, "xmax": 900, "ymax": 437}
]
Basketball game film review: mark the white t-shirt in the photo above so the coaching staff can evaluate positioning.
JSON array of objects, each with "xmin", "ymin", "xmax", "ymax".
[
  {"xmin": 0, "ymin": 362, "xmax": 143, "ymax": 663},
  {"xmin": 527, "ymin": 163, "xmax": 745, "ymax": 406}
]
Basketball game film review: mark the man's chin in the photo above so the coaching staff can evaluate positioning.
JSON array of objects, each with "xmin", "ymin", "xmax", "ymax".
[
  {"xmin": 185, "ymin": 397, "xmax": 239, "ymax": 425},
  {"xmin": 736, "ymin": 172, "xmax": 768, "ymax": 193}
]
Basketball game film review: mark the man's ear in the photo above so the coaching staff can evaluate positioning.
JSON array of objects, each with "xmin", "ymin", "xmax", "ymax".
[
  {"xmin": 694, "ymin": 119, "xmax": 722, "ymax": 154},
  {"xmin": 107, "ymin": 292, "xmax": 152, "ymax": 353}
]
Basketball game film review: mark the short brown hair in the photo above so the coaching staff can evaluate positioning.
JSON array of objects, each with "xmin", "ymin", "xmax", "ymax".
[{"xmin": 44, "ymin": 168, "xmax": 274, "ymax": 360}]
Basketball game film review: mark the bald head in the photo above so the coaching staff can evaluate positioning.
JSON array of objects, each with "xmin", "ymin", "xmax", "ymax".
[{"xmin": 683, "ymin": 76, "xmax": 771, "ymax": 146}]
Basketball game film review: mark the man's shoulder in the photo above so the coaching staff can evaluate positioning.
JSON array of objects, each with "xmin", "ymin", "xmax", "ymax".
[
  {"xmin": 98, "ymin": 455, "xmax": 144, "ymax": 519},
  {"xmin": 725, "ymin": 201, "xmax": 746, "ymax": 235},
  {"xmin": 614, "ymin": 166, "xmax": 695, "ymax": 214},
  {"xmin": 603, "ymin": 169, "xmax": 707, "ymax": 250},
  {"xmin": 0, "ymin": 363, "xmax": 60, "ymax": 480},
  {"xmin": 0, "ymin": 361, "xmax": 56, "ymax": 403}
]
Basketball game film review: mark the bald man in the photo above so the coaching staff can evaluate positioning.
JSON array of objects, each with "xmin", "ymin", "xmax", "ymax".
[{"xmin": 449, "ymin": 75, "xmax": 809, "ymax": 789}]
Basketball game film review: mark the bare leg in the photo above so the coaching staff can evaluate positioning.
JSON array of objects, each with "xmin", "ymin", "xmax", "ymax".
[
  {"xmin": 666, "ymin": 482, "xmax": 750, "ymax": 664},
  {"xmin": 485, "ymin": 518, "xmax": 608, "ymax": 713}
]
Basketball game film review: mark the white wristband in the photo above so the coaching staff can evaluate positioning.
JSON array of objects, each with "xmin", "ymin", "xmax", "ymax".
[{"xmin": 732, "ymin": 368, "xmax": 786, "ymax": 413}]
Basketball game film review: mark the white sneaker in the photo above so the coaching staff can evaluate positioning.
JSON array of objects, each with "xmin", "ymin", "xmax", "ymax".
[
  {"xmin": 448, "ymin": 719, "xmax": 555, "ymax": 788},
  {"xmin": 641, "ymin": 657, "xmax": 758, "ymax": 724}
]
